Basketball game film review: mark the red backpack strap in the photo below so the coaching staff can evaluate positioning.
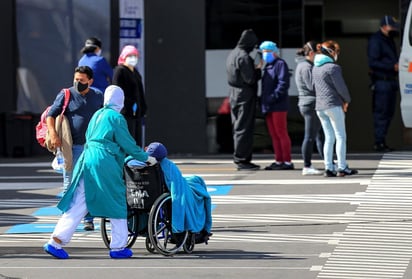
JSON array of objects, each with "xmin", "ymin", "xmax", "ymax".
[{"xmin": 61, "ymin": 88, "xmax": 70, "ymax": 114}]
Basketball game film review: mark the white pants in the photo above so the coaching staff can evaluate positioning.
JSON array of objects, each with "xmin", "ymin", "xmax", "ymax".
[{"xmin": 50, "ymin": 178, "xmax": 128, "ymax": 250}]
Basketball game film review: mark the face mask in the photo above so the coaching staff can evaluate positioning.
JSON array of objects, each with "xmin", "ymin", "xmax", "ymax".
[
  {"xmin": 96, "ymin": 49, "xmax": 102, "ymax": 56},
  {"xmin": 334, "ymin": 54, "xmax": 338, "ymax": 62},
  {"xmin": 262, "ymin": 52, "xmax": 275, "ymax": 64},
  {"xmin": 125, "ymin": 56, "xmax": 138, "ymax": 67},
  {"xmin": 388, "ymin": 30, "xmax": 399, "ymax": 38},
  {"xmin": 74, "ymin": 81, "xmax": 89, "ymax": 93}
]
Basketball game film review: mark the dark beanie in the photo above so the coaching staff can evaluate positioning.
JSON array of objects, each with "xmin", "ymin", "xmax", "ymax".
[
  {"xmin": 146, "ymin": 142, "xmax": 168, "ymax": 161},
  {"xmin": 81, "ymin": 37, "xmax": 102, "ymax": 54}
]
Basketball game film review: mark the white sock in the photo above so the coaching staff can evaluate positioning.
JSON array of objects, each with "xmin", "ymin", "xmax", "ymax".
[{"xmin": 48, "ymin": 239, "xmax": 62, "ymax": 249}]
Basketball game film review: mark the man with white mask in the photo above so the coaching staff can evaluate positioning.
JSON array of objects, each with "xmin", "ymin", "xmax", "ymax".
[
  {"xmin": 43, "ymin": 85, "xmax": 157, "ymax": 259},
  {"xmin": 113, "ymin": 45, "xmax": 147, "ymax": 146}
]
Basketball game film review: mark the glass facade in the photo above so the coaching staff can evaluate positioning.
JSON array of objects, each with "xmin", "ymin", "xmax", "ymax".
[
  {"xmin": 206, "ymin": 0, "xmax": 303, "ymax": 49},
  {"xmin": 16, "ymin": 0, "xmax": 111, "ymax": 113}
]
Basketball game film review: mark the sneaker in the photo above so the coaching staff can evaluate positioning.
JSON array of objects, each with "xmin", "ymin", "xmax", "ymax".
[
  {"xmin": 83, "ymin": 221, "xmax": 94, "ymax": 231},
  {"xmin": 43, "ymin": 243, "xmax": 69, "ymax": 259},
  {"xmin": 237, "ymin": 162, "xmax": 260, "ymax": 171},
  {"xmin": 302, "ymin": 166, "xmax": 322, "ymax": 176},
  {"xmin": 281, "ymin": 163, "xmax": 294, "ymax": 170},
  {"xmin": 264, "ymin": 162, "xmax": 283, "ymax": 170},
  {"xmin": 324, "ymin": 169, "xmax": 337, "ymax": 177},
  {"xmin": 337, "ymin": 167, "xmax": 358, "ymax": 177},
  {"xmin": 110, "ymin": 248, "xmax": 133, "ymax": 259}
]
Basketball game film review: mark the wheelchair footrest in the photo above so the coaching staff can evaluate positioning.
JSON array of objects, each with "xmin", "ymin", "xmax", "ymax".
[{"xmin": 195, "ymin": 231, "xmax": 213, "ymax": 245}]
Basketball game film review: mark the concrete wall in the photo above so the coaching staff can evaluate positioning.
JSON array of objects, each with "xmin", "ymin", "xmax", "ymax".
[{"xmin": 0, "ymin": 0, "xmax": 16, "ymax": 113}]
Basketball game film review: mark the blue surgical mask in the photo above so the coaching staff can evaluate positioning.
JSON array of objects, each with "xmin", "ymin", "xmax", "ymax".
[{"xmin": 262, "ymin": 52, "xmax": 275, "ymax": 64}]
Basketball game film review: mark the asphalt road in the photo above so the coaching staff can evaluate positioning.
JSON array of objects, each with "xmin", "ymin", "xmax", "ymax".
[{"xmin": 0, "ymin": 152, "xmax": 412, "ymax": 279}]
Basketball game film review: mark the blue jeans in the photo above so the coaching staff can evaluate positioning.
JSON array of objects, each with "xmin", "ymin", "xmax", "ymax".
[
  {"xmin": 316, "ymin": 106, "xmax": 347, "ymax": 171},
  {"xmin": 62, "ymin": 145, "xmax": 84, "ymax": 192}
]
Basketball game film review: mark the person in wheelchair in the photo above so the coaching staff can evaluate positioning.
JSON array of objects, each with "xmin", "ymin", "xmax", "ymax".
[
  {"xmin": 145, "ymin": 142, "xmax": 213, "ymax": 244},
  {"xmin": 43, "ymin": 85, "xmax": 157, "ymax": 259}
]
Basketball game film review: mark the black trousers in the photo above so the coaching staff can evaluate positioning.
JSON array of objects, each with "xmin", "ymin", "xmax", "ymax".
[{"xmin": 229, "ymin": 88, "xmax": 257, "ymax": 164}]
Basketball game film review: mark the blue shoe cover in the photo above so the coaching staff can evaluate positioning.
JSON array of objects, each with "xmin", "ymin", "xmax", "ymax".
[
  {"xmin": 43, "ymin": 243, "xmax": 69, "ymax": 259},
  {"xmin": 109, "ymin": 248, "xmax": 133, "ymax": 259}
]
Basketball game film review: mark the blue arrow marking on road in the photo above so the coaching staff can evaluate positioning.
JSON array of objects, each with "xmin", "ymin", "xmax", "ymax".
[
  {"xmin": 5, "ymin": 223, "xmax": 98, "ymax": 234},
  {"xmin": 5, "ymin": 186, "xmax": 230, "ymax": 234},
  {"xmin": 207, "ymin": 185, "xmax": 232, "ymax": 195},
  {"xmin": 33, "ymin": 207, "xmax": 62, "ymax": 216},
  {"xmin": 207, "ymin": 186, "xmax": 232, "ymax": 211}
]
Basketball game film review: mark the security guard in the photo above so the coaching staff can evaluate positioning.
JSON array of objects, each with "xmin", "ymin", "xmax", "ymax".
[{"xmin": 367, "ymin": 15, "xmax": 399, "ymax": 152}]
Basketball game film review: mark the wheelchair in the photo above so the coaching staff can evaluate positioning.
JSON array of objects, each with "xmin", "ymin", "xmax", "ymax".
[{"xmin": 100, "ymin": 163, "xmax": 196, "ymax": 256}]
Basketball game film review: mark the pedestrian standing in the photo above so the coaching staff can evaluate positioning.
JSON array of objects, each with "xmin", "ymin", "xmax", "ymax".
[
  {"xmin": 313, "ymin": 40, "xmax": 358, "ymax": 177},
  {"xmin": 225, "ymin": 29, "xmax": 262, "ymax": 171},
  {"xmin": 367, "ymin": 15, "xmax": 399, "ymax": 152},
  {"xmin": 259, "ymin": 41, "xmax": 294, "ymax": 171},
  {"xmin": 295, "ymin": 41, "xmax": 323, "ymax": 175},
  {"xmin": 113, "ymin": 45, "xmax": 147, "ymax": 146}
]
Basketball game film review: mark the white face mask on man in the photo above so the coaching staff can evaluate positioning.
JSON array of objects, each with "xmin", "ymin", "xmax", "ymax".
[{"xmin": 125, "ymin": 56, "xmax": 138, "ymax": 67}]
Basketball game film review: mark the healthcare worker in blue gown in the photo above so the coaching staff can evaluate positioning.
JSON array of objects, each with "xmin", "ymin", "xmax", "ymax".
[{"xmin": 43, "ymin": 85, "xmax": 157, "ymax": 259}]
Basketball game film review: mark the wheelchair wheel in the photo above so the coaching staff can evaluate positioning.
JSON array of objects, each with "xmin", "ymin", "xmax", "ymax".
[
  {"xmin": 148, "ymin": 193, "xmax": 188, "ymax": 256},
  {"xmin": 101, "ymin": 212, "xmax": 139, "ymax": 249},
  {"xmin": 145, "ymin": 237, "xmax": 156, "ymax": 253},
  {"xmin": 183, "ymin": 232, "xmax": 195, "ymax": 254}
]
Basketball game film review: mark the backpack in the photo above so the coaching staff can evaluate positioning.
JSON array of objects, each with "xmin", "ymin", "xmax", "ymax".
[
  {"xmin": 124, "ymin": 163, "xmax": 165, "ymax": 211},
  {"xmin": 35, "ymin": 89, "xmax": 70, "ymax": 147}
]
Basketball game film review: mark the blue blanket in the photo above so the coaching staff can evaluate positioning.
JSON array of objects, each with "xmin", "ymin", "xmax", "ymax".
[{"xmin": 160, "ymin": 158, "xmax": 212, "ymax": 234}]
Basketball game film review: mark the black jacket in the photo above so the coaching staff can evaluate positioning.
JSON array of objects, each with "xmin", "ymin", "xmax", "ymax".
[
  {"xmin": 112, "ymin": 65, "xmax": 147, "ymax": 118},
  {"xmin": 367, "ymin": 30, "xmax": 398, "ymax": 80}
]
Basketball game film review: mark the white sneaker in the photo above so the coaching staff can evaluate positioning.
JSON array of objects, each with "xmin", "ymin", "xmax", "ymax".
[{"xmin": 302, "ymin": 166, "xmax": 322, "ymax": 176}]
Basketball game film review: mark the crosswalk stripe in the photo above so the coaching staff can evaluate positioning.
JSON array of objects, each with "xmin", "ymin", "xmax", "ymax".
[
  {"xmin": 2, "ymin": 151, "xmax": 412, "ymax": 279},
  {"xmin": 316, "ymin": 152, "xmax": 412, "ymax": 279}
]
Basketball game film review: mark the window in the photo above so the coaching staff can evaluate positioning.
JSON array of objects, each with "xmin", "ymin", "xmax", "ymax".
[
  {"xmin": 16, "ymin": 0, "xmax": 111, "ymax": 113},
  {"xmin": 206, "ymin": 0, "xmax": 303, "ymax": 49}
]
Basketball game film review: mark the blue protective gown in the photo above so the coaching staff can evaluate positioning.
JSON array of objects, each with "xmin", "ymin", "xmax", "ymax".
[{"xmin": 57, "ymin": 106, "xmax": 148, "ymax": 219}]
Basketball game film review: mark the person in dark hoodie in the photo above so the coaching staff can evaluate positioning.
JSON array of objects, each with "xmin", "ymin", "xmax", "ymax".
[{"xmin": 225, "ymin": 29, "xmax": 262, "ymax": 171}]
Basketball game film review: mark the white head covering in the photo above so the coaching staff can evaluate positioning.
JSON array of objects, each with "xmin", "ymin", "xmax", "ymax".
[{"xmin": 104, "ymin": 85, "xmax": 124, "ymax": 112}]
